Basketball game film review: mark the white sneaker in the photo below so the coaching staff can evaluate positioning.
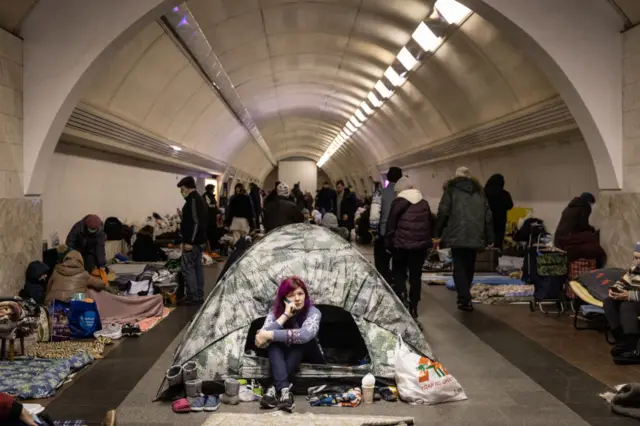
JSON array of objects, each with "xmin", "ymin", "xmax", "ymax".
[{"xmin": 94, "ymin": 323, "xmax": 122, "ymax": 340}]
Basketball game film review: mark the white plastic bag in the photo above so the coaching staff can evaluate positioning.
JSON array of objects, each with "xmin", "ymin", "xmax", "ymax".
[{"xmin": 394, "ymin": 337, "xmax": 467, "ymax": 405}]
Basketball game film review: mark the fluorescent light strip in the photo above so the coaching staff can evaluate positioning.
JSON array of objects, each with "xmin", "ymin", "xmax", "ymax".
[
  {"xmin": 375, "ymin": 81, "xmax": 393, "ymax": 99},
  {"xmin": 384, "ymin": 67, "xmax": 406, "ymax": 87},
  {"xmin": 412, "ymin": 22, "xmax": 442, "ymax": 52},
  {"xmin": 368, "ymin": 92, "xmax": 383, "ymax": 108},
  {"xmin": 397, "ymin": 47, "xmax": 419, "ymax": 71},
  {"xmin": 435, "ymin": 0, "xmax": 472, "ymax": 25},
  {"xmin": 361, "ymin": 102, "xmax": 374, "ymax": 115},
  {"xmin": 318, "ymin": 0, "xmax": 472, "ymax": 168}
]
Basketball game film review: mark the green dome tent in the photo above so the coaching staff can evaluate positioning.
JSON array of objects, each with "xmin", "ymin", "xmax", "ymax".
[{"xmin": 158, "ymin": 224, "xmax": 455, "ymax": 397}]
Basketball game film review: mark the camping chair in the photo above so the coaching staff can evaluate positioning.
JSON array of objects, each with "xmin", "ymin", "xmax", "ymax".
[{"xmin": 569, "ymin": 280, "xmax": 614, "ymax": 343}]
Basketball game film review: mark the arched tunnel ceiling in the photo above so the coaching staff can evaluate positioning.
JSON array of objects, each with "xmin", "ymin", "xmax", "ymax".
[{"xmin": 75, "ymin": 0, "xmax": 565, "ymax": 183}]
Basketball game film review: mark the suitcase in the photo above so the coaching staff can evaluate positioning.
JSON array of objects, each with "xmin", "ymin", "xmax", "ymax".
[{"xmin": 475, "ymin": 248, "xmax": 499, "ymax": 272}]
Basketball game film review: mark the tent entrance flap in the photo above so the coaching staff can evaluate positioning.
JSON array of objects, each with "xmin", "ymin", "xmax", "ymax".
[{"xmin": 244, "ymin": 305, "xmax": 370, "ymax": 366}]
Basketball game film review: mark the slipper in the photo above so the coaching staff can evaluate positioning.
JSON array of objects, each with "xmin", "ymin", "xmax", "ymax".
[{"xmin": 172, "ymin": 398, "xmax": 191, "ymax": 413}]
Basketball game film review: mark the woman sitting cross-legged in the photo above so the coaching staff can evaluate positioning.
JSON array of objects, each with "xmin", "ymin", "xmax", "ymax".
[{"xmin": 255, "ymin": 277, "xmax": 324, "ymax": 412}]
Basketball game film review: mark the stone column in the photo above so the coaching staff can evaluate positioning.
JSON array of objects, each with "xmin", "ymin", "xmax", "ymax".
[
  {"xmin": 592, "ymin": 25, "xmax": 640, "ymax": 267},
  {"xmin": 0, "ymin": 29, "xmax": 42, "ymax": 296}
]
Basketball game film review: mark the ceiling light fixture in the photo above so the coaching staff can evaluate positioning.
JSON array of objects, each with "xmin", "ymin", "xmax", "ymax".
[
  {"xmin": 397, "ymin": 47, "xmax": 419, "ymax": 71},
  {"xmin": 346, "ymin": 121, "xmax": 357, "ymax": 133},
  {"xmin": 367, "ymin": 92, "xmax": 383, "ymax": 108},
  {"xmin": 435, "ymin": 0, "xmax": 472, "ymax": 25},
  {"xmin": 355, "ymin": 109, "xmax": 367, "ymax": 122},
  {"xmin": 171, "ymin": 145, "xmax": 183, "ymax": 151},
  {"xmin": 384, "ymin": 67, "xmax": 406, "ymax": 87},
  {"xmin": 412, "ymin": 22, "xmax": 442, "ymax": 52},
  {"xmin": 349, "ymin": 116, "xmax": 362, "ymax": 128},
  {"xmin": 361, "ymin": 102, "xmax": 374, "ymax": 116},
  {"xmin": 375, "ymin": 81, "xmax": 393, "ymax": 99}
]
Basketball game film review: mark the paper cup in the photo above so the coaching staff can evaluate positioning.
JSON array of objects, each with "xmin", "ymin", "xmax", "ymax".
[{"xmin": 363, "ymin": 385, "xmax": 374, "ymax": 404}]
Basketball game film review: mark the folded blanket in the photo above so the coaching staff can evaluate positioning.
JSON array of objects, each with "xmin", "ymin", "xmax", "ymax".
[{"xmin": 86, "ymin": 289, "xmax": 163, "ymax": 325}]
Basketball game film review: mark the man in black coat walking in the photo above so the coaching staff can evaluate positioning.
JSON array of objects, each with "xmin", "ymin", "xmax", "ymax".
[{"xmin": 177, "ymin": 176, "xmax": 209, "ymax": 305}]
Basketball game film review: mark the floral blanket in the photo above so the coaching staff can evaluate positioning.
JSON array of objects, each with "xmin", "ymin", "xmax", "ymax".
[
  {"xmin": 471, "ymin": 284, "xmax": 534, "ymax": 304},
  {"xmin": 0, "ymin": 352, "xmax": 93, "ymax": 399}
]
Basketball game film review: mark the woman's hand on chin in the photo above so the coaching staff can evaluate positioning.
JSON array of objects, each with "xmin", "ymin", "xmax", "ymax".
[{"xmin": 285, "ymin": 302, "xmax": 297, "ymax": 317}]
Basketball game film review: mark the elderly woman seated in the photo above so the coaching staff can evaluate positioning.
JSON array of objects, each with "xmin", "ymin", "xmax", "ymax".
[{"xmin": 605, "ymin": 242, "xmax": 640, "ymax": 365}]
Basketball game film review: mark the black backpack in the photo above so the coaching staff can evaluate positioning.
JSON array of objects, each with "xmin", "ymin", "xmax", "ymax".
[{"xmin": 104, "ymin": 217, "xmax": 123, "ymax": 240}]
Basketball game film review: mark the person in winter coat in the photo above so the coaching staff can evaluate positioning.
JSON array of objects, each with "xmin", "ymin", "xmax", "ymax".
[
  {"xmin": 370, "ymin": 166, "xmax": 402, "ymax": 284},
  {"xmin": 132, "ymin": 225, "xmax": 168, "ymax": 262},
  {"xmin": 203, "ymin": 184, "xmax": 221, "ymax": 250},
  {"xmin": 303, "ymin": 192, "xmax": 314, "ymax": 211},
  {"xmin": 315, "ymin": 182, "xmax": 336, "ymax": 215},
  {"xmin": 321, "ymin": 212, "xmax": 350, "ymax": 241},
  {"xmin": 177, "ymin": 176, "xmax": 209, "ymax": 305},
  {"xmin": 434, "ymin": 167, "xmax": 494, "ymax": 312},
  {"xmin": 335, "ymin": 180, "xmax": 357, "ymax": 233},
  {"xmin": 249, "ymin": 183, "xmax": 263, "ymax": 227},
  {"xmin": 385, "ymin": 177, "xmax": 434, "ymax": 321},
  {"xmin": 264, "ymin": 181, "xmax": 281, "ymax": 207},
  {"xmin": 45, "ymin": 251, "xmax": 106, "ymax": 305},
  {"xmin": 291, "ymin": 183, "xmax": 306, "ymax": 212},
  {"xmin": 19, "ymin": 261, "xmax": 50, "ymax": 305},
  {"xmin": 484, "ymin": 174, "xmax": 514, "ymax": 251},
  {"xmin": 554, "ymin": 192, "xmax": 606, "ymax": 267},
  {"xmin": 226, "ymin": 183, "xmax": 256, "ymax": 235},
  {"xmin": 263, "ymin": 183, "xmax": 305, "ymax": 233},
  {"xmin": 66, "ymin": 214, "xmax": 107, "ymax": 273},
  {"xmin": 604, "ymin": 242, "xmax": 640, "ymax": 364}
]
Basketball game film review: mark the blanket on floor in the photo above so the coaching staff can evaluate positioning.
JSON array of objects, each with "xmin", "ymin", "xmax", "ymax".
[
  {"xmin": 0, "ymin": 352, "xmax": 93, "ymax": 399},
  {"xmin": 86, "ymin": 289, "xmax": 163, "ymax": 325},
  {"xmin": 471, "ymin": 284, "xmax": 534, "ymax": 304},
  {"xmin": 203, "ymin": 412, "xmax": 414, "ymax": 426},
  {"xmin": 446, "ymin": 276, "xmax": 524, "ymax": 290},
  {"xmin": 24, "ymin": 336, "xmax": 111, "ymax": 359},
  {"xmin": 136, "ymin": 307, "xmax": 174, "ymax": 332}
]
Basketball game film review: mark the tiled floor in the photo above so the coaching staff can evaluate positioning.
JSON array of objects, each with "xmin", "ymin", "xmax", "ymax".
[{"xmin": 42, "ymin": 249, "xmax": 640, "ymax": 425}]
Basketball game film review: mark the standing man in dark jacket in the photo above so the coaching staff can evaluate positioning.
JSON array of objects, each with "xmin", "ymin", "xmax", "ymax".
[
  {"xmin": 335, "ymin": 180, "xmax": 357, "ymax": 233},
  {"xmin": 434, "ymin": 167, "xmax": 494, "ymax": 312},
  {"xmin": 203, "ymin": 184, "xmax": 220, "ymax": 250},
  {"xmin": 484, "ymin": 174, "xmax": 514, "ymax": 250},
  {"xmin": 249, "ymin": 183, "xmax": 263, "ymax": 227},
  {"xmin": 370, "ymin": 166, "xmax": 402, "ymax": 283},
  {"xmin": 386, "ymin": 176, "xmax": 433, "ymax": 322},
  {"xmin": 316, "ymin": 181, "xmax": 336, "ymax": 215},
  {"xmin": 66, "ymin": 214, "xmax": 107, "ymax": 273},
  {"xmin": 177, "ymin": 176, "xmax": 208, "ymax": 305},
  {"xmin": 263, "ymin": 182, "xmax": 305, "ymax": 232}
]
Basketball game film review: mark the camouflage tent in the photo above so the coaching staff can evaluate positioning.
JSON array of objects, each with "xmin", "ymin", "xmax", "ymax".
[{"xmin": 160, "ymin": 224, "xmax": 436, "ymax": 391}]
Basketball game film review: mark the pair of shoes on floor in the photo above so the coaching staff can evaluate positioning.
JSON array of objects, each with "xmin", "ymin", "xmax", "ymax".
[
  {"xmin": 613, "ymin": 350, "xmax": 640, "ymax": 365},
  {"xmin": 457, "ymin": 302, "xmax": 474, "ymax": 312},
  {"xmin": 166, "ymin": 361, "xmax": 199, "ymax": 388},
  {"xmin": 260, "ymin": 385, "xmax": 294, "ymax": 412},
  {"xmin": 172, "ymin": 395, "xmax": 220, "ymax": 413},
  {"xmin": 94, "ymin": 323, "xmax": 122, "ymax": 340},
  {"xmin": 122, "ymin": 323, "xmax": 142, "ymax": 337}
]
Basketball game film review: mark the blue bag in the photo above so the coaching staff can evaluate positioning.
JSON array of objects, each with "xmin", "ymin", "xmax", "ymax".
[{"xmin": 68, "ymin": 300, "xmax": 102, "ymax": 339}]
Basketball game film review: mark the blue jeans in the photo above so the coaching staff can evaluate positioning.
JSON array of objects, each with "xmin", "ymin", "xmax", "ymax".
[
  {"xmin": 268, "ymin": 341, "xmax": 324, "ymax": 391},
  {"xmin": 181, "ymin": 244, "xmax": 205, "ymax": 301}
]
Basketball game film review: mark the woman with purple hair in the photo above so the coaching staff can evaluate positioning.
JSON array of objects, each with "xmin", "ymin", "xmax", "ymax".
[{"xmin": 254, "ymin": 276, "xmax": 324, "ymax": 411}]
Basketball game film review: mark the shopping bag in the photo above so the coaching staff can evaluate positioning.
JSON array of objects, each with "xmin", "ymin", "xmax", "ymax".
[
  {"xmin": 68, "ymin": 300, "xmax": 102, "ymax": 339},
  {"xmin": 394, "ymin": 337, "xmax": 466, "ymax": 405},
  {"xmin": 49, "ymin": 300, "xmax": 71, "ymax": 342}
]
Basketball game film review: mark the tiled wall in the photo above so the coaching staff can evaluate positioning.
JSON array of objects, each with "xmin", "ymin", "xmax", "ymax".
[{"xmin": 0, "ymin": 28, "xmax": 43, "ymax": 297}]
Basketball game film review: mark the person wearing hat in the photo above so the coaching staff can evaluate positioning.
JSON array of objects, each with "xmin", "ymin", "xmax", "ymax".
[
  {"xmin": 263, "ymin": 182, "xmax": 305, "ymax": 233},
  {"xmin": 66, "ymin": 214, "xmax": 107, "ymax": 274},
  {"xmin": 177, "ymin": 176, "xmax": 209, "ymax": 305},
  {"xmin": 605, "ymin": 243, "xmax": 640, "ymax": 364},
  {"xmin": 370, "ymin": 166, "xmax": 403, "ymax": 284}
]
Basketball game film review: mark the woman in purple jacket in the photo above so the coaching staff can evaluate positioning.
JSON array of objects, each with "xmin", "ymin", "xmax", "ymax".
[
  {"xmin": 255, "ymin": 277, "xmax": 324, "ymax": 411},
  {"xmin": 386, "ymin": 176, "xmax": 434, "ymax": 322}
]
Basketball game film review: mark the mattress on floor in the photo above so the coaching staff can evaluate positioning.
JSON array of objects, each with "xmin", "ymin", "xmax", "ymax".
[
  {"xmin": 471, "ymin": 283, "xmax": 534, "ymax": 304},
  {"xmin": 0, "ymin": 352, "xmax": 93, "ymax": 399},
  {"xmin": 445, "ymin": 275, "xmax": 525, "ymax": 290}
]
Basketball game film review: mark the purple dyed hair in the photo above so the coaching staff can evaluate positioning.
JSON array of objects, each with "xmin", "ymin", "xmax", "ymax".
[{"xmin": 273, "ymin": 276, "xmax": 312, "ymax": 321}]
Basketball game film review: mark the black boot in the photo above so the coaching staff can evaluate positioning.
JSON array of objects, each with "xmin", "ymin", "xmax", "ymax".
[
  {"xmin": 610, "ymin": 328, "xmax": 627, "ymax": 357},
  {"xmin": 613, "ymin": 334, "xmax": 640, "ymax": 365},
  {"xmin": 410, "ymin": 306, "xmax": 419, "ymax": 319}
]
